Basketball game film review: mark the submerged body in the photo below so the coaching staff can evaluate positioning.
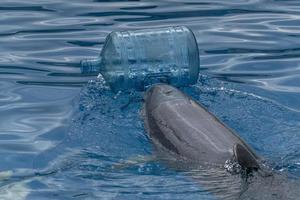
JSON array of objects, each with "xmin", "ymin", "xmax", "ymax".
[{"xmin": 143, "ymin": 84, "xmax": 300, "ymax": 199}]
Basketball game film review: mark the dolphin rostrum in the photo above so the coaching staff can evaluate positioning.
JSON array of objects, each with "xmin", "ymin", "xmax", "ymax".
[{"xmin": 143, "ymin": 84, "xmax": 300, "ymax": 200}]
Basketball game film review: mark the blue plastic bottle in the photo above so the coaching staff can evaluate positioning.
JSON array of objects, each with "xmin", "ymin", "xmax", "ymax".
[{"xmin": 81, "ymin": 26, "xmax": 199, "ymax": 92}]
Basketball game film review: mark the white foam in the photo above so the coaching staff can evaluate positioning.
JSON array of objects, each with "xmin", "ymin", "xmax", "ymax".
[{"xmin": 0, "ymin": 170, "xmax": 30, "ymax": 200}]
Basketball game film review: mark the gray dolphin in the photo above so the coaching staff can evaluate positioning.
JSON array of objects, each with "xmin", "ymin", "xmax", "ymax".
[{"xmin": 143, "ymin": 84, "xmax": 300, "ymax": 200}]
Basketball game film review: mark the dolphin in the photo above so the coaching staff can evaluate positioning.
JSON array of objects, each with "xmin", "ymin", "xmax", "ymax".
[
  {"xmin": 143, "ymin": 84, "xmax": 260, "ymax": 169},
  {"xmin": 143, "ymin": 84, "xmax": 300, "ymax": 200}
]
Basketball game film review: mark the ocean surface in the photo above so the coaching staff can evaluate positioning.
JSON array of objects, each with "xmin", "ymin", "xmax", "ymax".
[{"xmin": 0, "ymin": 0, "xmax": 300, "ymax": 199}]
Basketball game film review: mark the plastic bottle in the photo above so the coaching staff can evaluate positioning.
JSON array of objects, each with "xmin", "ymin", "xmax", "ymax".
[{"xmin": 81, "ymin": 26, "xmax": 199, "ymax": 92}]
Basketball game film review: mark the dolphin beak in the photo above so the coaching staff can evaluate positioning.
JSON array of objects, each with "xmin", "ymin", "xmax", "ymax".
[{"xmin": 144, "ymin": 84, "xmax": 187, "ymax": 112}]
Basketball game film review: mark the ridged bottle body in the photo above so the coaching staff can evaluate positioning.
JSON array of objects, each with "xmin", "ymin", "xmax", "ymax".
[{"xmin": 81, "ymin": 26, "xmax": 199, "ymax": 92}]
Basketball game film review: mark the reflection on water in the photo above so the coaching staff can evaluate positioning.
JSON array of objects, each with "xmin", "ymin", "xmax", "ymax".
[{"xmin": 0, "ymin": 0, "xmax": 300, "ymax": 199}]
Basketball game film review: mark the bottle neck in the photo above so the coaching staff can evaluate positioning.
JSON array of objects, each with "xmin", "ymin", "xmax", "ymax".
[{"xmin": 80, "ymin": 57, "xmax": 102, "ymax": 74}]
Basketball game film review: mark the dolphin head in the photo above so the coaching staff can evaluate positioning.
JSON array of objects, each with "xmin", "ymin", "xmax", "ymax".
[{"xmin": 144, "ymin": 84, "xmax": 188, "ymax": 112}]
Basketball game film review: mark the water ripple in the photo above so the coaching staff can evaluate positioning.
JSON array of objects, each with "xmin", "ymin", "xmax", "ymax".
[{"xmin": 0, "ymin": 0, "xmax": 300, "ymax": 199}]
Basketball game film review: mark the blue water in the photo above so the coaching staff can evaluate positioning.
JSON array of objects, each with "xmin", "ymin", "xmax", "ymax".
[{"xmin": 0, "ymin": 0, "xmax": 300, "ymax": 199}]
